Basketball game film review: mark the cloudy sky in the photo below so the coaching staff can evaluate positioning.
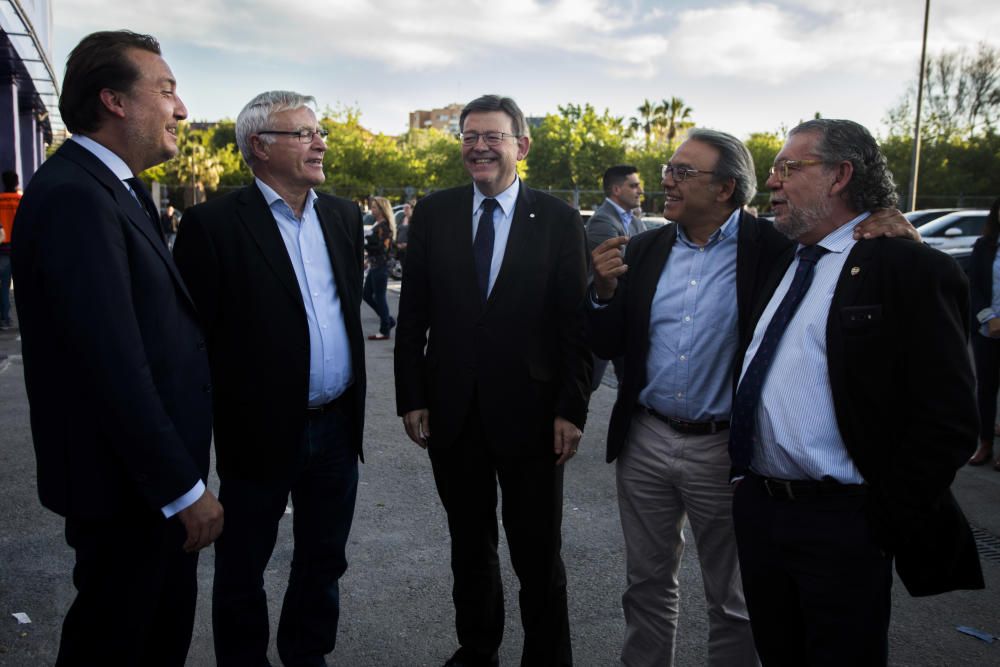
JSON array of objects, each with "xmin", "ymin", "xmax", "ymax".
[{"xmin": 51, "ymin": 0, "xmax": 997, "ymax": 141}]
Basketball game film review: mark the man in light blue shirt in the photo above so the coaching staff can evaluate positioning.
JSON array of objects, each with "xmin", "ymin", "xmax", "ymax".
[
  {"xmin": 174, "ymin": 91, "xmax": 366, "ymax": 667},
  {"xmin": 731, "ymin": 119, "xmax": 981, "ymax": 666},
  {"xmin": 586, "ymin": 164, "xmax": 646, "ymax": 391}
]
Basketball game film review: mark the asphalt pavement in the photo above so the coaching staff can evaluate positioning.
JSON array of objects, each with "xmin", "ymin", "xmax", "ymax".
[{"xmin": 1, "ymin": 284, "xmax": 998, "ymax": 666}]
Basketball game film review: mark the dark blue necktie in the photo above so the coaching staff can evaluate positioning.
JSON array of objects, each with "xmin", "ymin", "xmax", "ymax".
[
  {"xmin": 728, "ymin": 244, "xmax": 830, "ymax": 476},
  {"xmin": 126, "ymin": 177, "xmax": 166, "ymax": 244},
  {"xmin": 473, "ymin": 198, "xmax": 498, "ymax": 302}
]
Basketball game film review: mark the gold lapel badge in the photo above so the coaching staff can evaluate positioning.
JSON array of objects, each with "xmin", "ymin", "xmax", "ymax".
[{"xmin": 850, "ymin": 266, "xmax": 861, "ymax": 276}]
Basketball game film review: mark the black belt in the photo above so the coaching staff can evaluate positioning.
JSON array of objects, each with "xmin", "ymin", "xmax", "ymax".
[
  {"xmin": 643, "ymin": 407, "xmax": 729, "ymax": 435},
  {"xmin": 306, "ymin": 392, "xmax": 347, "ymax": 417},
  {"xmin": 749, "ymin": 473, "xmax": 868, "ymax": 501}
]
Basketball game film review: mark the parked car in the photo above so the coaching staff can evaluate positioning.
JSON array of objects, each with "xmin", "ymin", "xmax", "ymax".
[
  {"xmin": 917, "ymin": 209, "xmax": 989, "ymax": 251},
  {"xmin": 904, "ymin": 208, "xmax": 959, "ymax": 226},
  {"xmin": 641, "ymin": 215, "xmax": 669, "ymax": 230}
]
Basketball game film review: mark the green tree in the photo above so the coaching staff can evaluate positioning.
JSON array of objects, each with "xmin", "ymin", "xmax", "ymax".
[
  {"xmin": 629, "ymin": 98, "xmax": 659, "ymax": 149},
  {"xmin": 656, "ymin": 97, "xmax": 694, "ymax": 148},
  {"xmin": 743, "ymin": 131, "xmax": 785, "ymax": 207},
  {"xmin": 527, "ymin": 103, "xmax": 628, "ymax": 194}
]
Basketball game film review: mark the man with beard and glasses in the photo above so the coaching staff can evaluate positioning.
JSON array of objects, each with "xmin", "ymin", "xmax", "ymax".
[
  {"xmin": 589, "ymin": 128, "xmax": 917, "ymax": 667},
  {"xmin": 729, "ymin": 119, "xmax": 983, "ymax": 665}
]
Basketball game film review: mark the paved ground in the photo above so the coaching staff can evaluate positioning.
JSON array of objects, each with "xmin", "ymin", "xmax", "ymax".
[{"xmin": 1, "ymin": 284, "xmax": 998, "ymax": 666}]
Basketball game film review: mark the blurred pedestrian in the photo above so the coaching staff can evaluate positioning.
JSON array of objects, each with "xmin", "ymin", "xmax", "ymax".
[
  {"xmin": 0, "ymin": 170, "xmax": 19, "ymax": 329},
  {"xmin": 968, "ymin": 196, "xmax": 1000, "ymax": 470},
  {"xmin": 160, "ymin": 203, "xmax": 179, "ymax": 250},
  {"xmin": 363, "ymin": 195, "xmax": 396, "ymax": 340},
  {"xmin": 396, "ymin": 201, "xmax": 412, "ymax": 269}
]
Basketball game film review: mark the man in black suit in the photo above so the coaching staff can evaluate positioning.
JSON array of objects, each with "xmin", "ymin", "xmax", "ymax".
[
  {"xmin": 12, "ymin": 31, "xmax": 222, "ymax": 666},
  {"xmin": 729, "ymin": 119, "xmax": 984, "ymax": 665},
  {"xmin": 394, "ymin": 94, "xmax": 591, "ymax": 667},
  {"xmin": 173, "ymin": 91, "xmax": 365, "ymax": 667}
]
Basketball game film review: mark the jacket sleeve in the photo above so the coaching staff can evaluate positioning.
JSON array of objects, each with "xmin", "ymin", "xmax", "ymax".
[
  {"xmin": 554, "ymin": 207, "xmax": 593, "ymax": 429},
  {"xmin": 394, "ymin": 201, "xmax": 432, "ymax": 415}
]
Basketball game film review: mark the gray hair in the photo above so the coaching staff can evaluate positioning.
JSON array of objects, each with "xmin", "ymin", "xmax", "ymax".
[
  {"xmin": 235, "ymin": 90, "xmax": 317, "ymax": 167},
  {"xmin": 789, "ymin": 119, "xmax": 898, "ymax": 211},
  {"xmin": 460, "ymin": 95, "xmax": 530, "ymax": 138},
  {"xmin": 686, "ymin": 128, "xmax": 757, "ymax": 207}
]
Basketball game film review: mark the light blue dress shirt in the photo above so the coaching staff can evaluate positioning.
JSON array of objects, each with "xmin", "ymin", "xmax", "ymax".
[
  {"xmin": 71, "ymin": 134, "xmax": 205, "ymax": 518},
  {"xmin": 472, "ymin": 178, "xmax": 519, "ymax": 297},
  {"xmin": 975, "ymin": 240, "xmax": 1000, "ymax": 336},
  {"xmin": 740, "ymin": 214, "xmax": 870, "ymax": 483},
  {"xmin": 256, "ymin": 178, "xmax": 353, "ymax": 406},
  {"xmin": 639, "ymin": 208, "xmax": 741, "ymax": 422},
  {"xmin": 604, "ymin": 197, "xmax": 634, "ymax": 235}
]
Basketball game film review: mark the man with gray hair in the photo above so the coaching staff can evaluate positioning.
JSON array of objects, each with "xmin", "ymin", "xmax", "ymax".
[
  {"xmin": 174, "ymin": 90, "xmax": 366, "ymax": 667},
  {"xmin": 729, "ymin": 119, "xmax": 982, "ymax": 665},
  {"xmin": 589, "ymin": 128, "xmax": 916, "ymax": 666}
]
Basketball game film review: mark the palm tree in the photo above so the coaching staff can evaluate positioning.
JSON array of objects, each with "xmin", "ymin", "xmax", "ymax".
[
  {"xmin": 657, "ymin": 97, "xmax": 694, "ymax": 147},
  {"xmin": 629, "ymin": 99, "xmax": 658, "ymax": 149}
]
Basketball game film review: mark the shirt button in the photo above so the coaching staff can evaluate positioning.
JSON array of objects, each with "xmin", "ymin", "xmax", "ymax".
[
  {"xmin": 322, "ymin": 325, "xmax": 328, "ymax": 329},
  {"xmin": 683, "ymin": 316, "xmax": 691, "ymax": 322},
  {"xmin": 690, "ymin": 280, "xmax": 697, "ymax": 286},
  {"xmin": 676, "ymin": 392, "xmax": 684, "ymax": 398},
  {"xmin": 680, "ymin": 355, "xmax": 687, "ymax": 361},
  {"xmin": 698, "ymin": 247, "xmax": 705, "ymax": 252},
  {"xmin": 313, "ymin": 292, "xmax": 319, "ymax": 297}
]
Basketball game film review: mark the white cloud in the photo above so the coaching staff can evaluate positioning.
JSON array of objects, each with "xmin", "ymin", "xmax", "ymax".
[
  {"xmin": 54, "ymin": 0, "xmax": 669, "ymax": 75},
  {"xmin": 666, "ymin": 0, "xmax": 1000, "ymax": 84}
]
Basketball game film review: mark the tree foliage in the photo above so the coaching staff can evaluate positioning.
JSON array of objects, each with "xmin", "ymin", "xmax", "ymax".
[{"xmin": 528, "ymin": 103, "xmax": 628, "ymax": 192}]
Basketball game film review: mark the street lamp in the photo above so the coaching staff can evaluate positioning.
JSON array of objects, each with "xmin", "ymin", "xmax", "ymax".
[{"xmin": 906, "ymin": 0, "xmax": 931, "ymax": 212}]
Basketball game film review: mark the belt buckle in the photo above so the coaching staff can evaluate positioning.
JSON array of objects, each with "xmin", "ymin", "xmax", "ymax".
[{"xmin": 764, "ymin": 478, "xmax": 795, "ymax": 500}]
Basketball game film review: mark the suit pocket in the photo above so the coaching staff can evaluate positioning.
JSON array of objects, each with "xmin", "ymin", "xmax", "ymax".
[{"xmin": 840, "ymin": 305, "xmax": 883, "ymax": 334}]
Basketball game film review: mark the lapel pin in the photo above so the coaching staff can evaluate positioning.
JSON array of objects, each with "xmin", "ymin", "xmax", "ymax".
[
  {"xmin": 850, "ymin": 266, "xmax": 861, "ymax": 276},
  {"xmin": 529, "ymin": 213, "xmax": 536, "ymax": 218}
]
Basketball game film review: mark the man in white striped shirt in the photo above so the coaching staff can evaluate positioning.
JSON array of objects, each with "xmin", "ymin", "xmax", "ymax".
[{"xmin": 730, "ymin": 119, "xmax": 983, "ymax": 666}]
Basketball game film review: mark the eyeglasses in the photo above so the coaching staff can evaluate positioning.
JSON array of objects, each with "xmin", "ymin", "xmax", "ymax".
[
  {"xmin": 459, "ymin": 131, "xmax": 520, "ymax": 147},
  {"xmin": 258, "ymin": 128, "xmax": 329, "ymax": 143},
  {"xmin": 661, "ymin": 164, "xmax": 716, "ymax": 183},
  {"xmin": 769, "ymin": 159, "xmax": 825, "ymax": 182}
]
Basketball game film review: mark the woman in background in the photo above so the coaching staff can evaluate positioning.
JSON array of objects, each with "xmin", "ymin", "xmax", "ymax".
[
  {"xmin": 363, "ymin": 196, "xmax": 396, "ymax": 340},
  {"xmin": 968, "ymin": 196, "xmax": 1000, "ymax": 469}
]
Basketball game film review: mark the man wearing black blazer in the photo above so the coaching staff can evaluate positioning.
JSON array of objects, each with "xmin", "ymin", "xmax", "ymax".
[
  {"xmin": 394, "ymin": 95, "xmax": 591, "ymax": 667},
  {"xmin": 730, "ymin": 119, "xmax": 983, "ymax": 665},
  {"xmin": 173, "ymin": 91, "xmax": 365, "ymax": 667},
  {"xmin": 12, "ymin": 31, "xmax": 222, "ymax": 666},
  {"xmin": 589, "ymin": 130, "xmax": 788, "ymax": 666}
]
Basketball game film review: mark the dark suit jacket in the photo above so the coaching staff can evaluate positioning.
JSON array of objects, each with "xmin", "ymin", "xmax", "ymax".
[
  {"xmin": 394, "ymin": 183, "xmax": 591, "ymax": 453},
  {"xmin": 12, "ymin": 140, "xmax": 212, "ymax": 519},
  {"xmin": 754, "ymin": 236, "xmax": 983, "ymax": 596},
  {"xmin": 968, "ymin": 235, "xmax": 997, "ymax": 321},
  {"xmin": 588, "ymin": 210, "xmax": 792, "ymax": 462},
  {"xmin": 173, "ymin": 184, "xmax": 366, "ymax": 479}
]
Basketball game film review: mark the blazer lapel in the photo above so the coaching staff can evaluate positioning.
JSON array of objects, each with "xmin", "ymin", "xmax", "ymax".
[
  {"xmin": 453, "ymin": 186, "xmax": 483, "ymax": 309},
  {"xmin": 237, "ymin": 183, "xmax": 306, "ymax": 310},
  {"xmin": 486, "ymin": 184, "xmax": 538, "ymax": 310},
  {"xmin": 58, "ymin": 141, "xmax": 197, "ymax": 308}
]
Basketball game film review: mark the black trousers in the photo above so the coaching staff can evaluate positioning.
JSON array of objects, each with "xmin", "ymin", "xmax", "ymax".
[
  {"xmin": 212, "ymin": 403, "xmax": 359, "ymax": 667},
  {"xmin": 972, "ymin": 332, "xmax": 1000, "ymax": 442},
  {"xmin": 428, "ymin": 405, "xmax": 572, "ymax": 667},
  {"xmin": 733, "ymin": 476, "xmax": 892, "ymax": 666},
  {"xmin": 57, "ymin": 510, "xmax": 198, "ymax": 667}
]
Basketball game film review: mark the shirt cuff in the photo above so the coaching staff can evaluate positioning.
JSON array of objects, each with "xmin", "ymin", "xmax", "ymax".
[
  {"xmin": 161, "ymin": 480, "xmax": 206, "ymax": 519},
  {"xmin": 977, "ymin": 308, "xmax": 996, "ymax": 324}
]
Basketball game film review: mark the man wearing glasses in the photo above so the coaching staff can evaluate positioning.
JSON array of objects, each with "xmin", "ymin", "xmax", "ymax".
[
  {"xmin": 588, "ymin": 129, "xmax": 915, "ymax": 666},
  {"xmin": 395, "ymin": 94, "xmax": 590, "ymax": 666},
  {"xmin": 730, "ymin": 119, "xmax": 982, "ymax": 665},
  {"xmin": 174, "ymin": 90, "xmax": 366, "ymax": 667}
]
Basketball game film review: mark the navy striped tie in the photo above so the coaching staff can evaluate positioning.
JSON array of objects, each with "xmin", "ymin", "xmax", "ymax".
[
  {"xmin": 728, "ymin": 244, "xmax": 830, "ymax": 476},
  {"xmin": 473, "ymin": 198, "xmax": 498, "ymax": 302}
]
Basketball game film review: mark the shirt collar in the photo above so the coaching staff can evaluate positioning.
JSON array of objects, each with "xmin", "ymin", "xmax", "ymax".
[
  {"xmin": 676, "ymin": 207, "xmax": 741, "ymax": 248},
  {"xmin": 805, "ymin": 211, "xmax": 871, "ymax": 255},
  {"xmin": 473, "ymin": 177, "xmax": 520, "ymax": 217},
  {"xmin": 255, "ymin": 177, "xmax": 318, "ymax": 218},
  {"xmin": 70, "ymin": 135, "xmax": 133, "ymax": 181},
  {"xmin": 605, "ymin": 197, "xmax": 631, "ymax": 222}
]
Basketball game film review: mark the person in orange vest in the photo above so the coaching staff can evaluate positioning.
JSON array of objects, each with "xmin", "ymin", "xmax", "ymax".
[{"xmin": 0, "ymin": 170, "xmax": 19, "ymax": 329}]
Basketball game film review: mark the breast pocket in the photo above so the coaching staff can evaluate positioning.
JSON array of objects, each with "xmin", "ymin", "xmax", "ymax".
[{"xmin": 840, "ymin": 305, "xmax": 883, "ymax": 335}]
